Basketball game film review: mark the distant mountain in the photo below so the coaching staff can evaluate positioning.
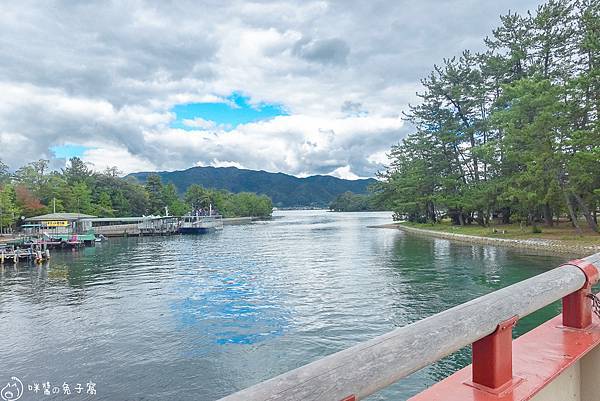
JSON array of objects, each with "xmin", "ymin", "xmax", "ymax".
[{"xmin": 127, "ymin": 166, "xmax": 377, "ymax": 208}]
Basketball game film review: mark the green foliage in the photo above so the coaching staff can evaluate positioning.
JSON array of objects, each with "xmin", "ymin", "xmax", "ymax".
[
  {"xmin": 61, "ymin": 157, "xmax": 92, "ymax": 184},
  {"xmin": 378, "ymin": 0, "xmax": 600, "ymax": 232},
  {"xmin": 162, "ymin": 183, "xmax": 187, "ymax": 216},
  {"xmin": 329, "ymin": 191, "xmax": 382, "ymax": 212},
  {"xmin": 184, "ymin": 184, "xmax": 211, "ymax": 211},
  {"xmin": 220, "ymin": 192, "xmax": 273, "ymax": 218},
  {"xmin": 0, "ymin": 160, "xmax": 9, "ymax": 186},
  {"xmin": 185, "ymin": 184, "xmax": 272, "ymax": 217},
  {"xmin": 14, "ymin": 159, "xmax": 50, "ymax": 197},
  {"xmin": 0, "ymin": 184, "xmax": 20, "ymax": 230},
  {"xmin": 128, "ymin": 166, "xmax": 375, "ymax": 208},
  {"xmin": 145, "ymin": 174, "xmax": 165, "ymax": 215},
  {"xmin": 70, "ymin": 182, "xmax": 94, "ymax": 214},
  {"xmin": 0, "ymin": 157, "xmax": 274, "ymax": 222},
  {"xmin": 96, "ymin": 191, "xmax": 114, "ymax": 217}
]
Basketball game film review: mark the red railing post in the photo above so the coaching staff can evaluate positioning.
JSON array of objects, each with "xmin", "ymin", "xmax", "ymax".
[
  {"xmin": 471, "ymin": 315, "xmax": 518, "ymax": 391},
  {"xmin": 562, "ymin": 259, "xmax": 599, "ymax": 329}
]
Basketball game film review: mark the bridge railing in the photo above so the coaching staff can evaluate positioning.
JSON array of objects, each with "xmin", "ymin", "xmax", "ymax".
[{"xmin": 217, "ymin": 252, "xmax": 600, "ymax": 401}]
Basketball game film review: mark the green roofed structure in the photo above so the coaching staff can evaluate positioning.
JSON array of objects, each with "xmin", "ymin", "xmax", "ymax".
[{"xmin": 23, "ymin": 212, "xmax": 97, "ymax": 243}]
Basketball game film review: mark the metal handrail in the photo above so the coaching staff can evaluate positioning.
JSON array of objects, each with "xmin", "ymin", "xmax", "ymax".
[{"xmin": 217, "ymin": 253, "xmax": 600, "ymax": 401}]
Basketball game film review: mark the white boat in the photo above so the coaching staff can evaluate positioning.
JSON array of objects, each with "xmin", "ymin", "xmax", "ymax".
[{"xmin": 179, "ymin": 213, "xmax": 223, "ymax": 234}]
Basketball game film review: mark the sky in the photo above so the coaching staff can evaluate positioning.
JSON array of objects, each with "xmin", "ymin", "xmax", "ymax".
[{"xmin": 0, "ymin": 0, "xmax": 545, "ymax": 179}]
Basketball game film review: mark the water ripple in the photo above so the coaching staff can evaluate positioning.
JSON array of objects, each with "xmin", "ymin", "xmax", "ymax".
[{"xmin": 0, "ymin": 211, "xmax": 567, "ymax": 401}]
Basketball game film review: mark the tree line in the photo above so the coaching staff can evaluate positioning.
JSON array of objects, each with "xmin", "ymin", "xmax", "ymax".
[
  {"xmin": 0, "ymin": 158, "xmax": 272, "ymax": 230},
  {"xmin": 329, "ymin": 191, "xmax": 385, "ymax": 212},
  {"xmin": 375, "ymin": 0, "xmax": 599, "ymax": 233}
]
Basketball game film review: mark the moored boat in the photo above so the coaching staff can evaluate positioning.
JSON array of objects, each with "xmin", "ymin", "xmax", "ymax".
[{"xmin": 179, "ymin": 213, "xmax": 223, "ymax": 234}]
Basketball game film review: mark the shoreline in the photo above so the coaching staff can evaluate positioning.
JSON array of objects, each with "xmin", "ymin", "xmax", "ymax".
[{"xmin": 371, "ymin": 223, "xmax": 600, "ymax": 257}]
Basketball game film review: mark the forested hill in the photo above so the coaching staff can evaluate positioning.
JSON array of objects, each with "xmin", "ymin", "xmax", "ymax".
[{"xmin": 128, "ymin": 166, "xmax": 376, "ymax": 208}]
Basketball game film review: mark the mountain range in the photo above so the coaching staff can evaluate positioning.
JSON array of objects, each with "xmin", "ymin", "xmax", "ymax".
[{"xmin": 127, "ymin": 166, "xmax": 376, "ymax": 208}]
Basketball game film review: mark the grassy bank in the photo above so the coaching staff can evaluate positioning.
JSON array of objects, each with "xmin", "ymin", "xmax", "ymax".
[
  {"xmin": 372, "ymin": 220, "xmax": 600, "ymax": 256},
  {"xmin": 399, "ymin": 221, "xmax": 600, "ymax": 247}
]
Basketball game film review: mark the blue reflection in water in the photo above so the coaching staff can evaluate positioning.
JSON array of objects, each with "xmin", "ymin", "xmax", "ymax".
[
  {"xmin": 171, "ymin": 265, "xmax": 289, "ymax": 354},
  {"xmin": 0, "ymin": 211, "xmax": 571, "ymax": 401}
]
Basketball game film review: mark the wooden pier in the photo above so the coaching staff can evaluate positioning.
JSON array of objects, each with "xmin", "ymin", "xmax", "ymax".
[
  {"xmin": 16, "ymin": 212, "xmax": 256, "ymax": 241},
  {"xmin": 0, "ymin": 245, "xmax": 50, "ymax": 264},
  {"xmin": 86, "ymin": 216, "xmax": 180, "ymax": 237}
]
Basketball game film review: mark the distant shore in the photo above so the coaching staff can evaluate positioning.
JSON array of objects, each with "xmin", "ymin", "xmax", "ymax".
[
  {"xmin": 222, "ymin": 217, "xmax": 254, "ymax": 225},
  {"xmin": 372, "ymin": 222, "xmax": 600, "ymax": 257}
]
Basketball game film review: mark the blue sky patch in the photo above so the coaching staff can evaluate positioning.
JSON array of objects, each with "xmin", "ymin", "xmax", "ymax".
[
  {"xmin": 51, "ymin": 144, "xmax": 92, "ymax": 159},
  {"xmin": 170, "ymin": 92, "xmax": 287, "ymax": 131}
]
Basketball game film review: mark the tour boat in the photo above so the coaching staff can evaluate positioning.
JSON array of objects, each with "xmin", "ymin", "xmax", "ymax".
[{"xmin": 179, "ymin": 210, "xmax": 223, "ymax": 234}]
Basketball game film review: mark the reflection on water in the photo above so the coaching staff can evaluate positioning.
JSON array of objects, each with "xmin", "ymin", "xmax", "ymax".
[
  {"xmin": 0, "ymin": 210, "xmax": 567, "ymax": 400},
  {"xmin": 172, "ymin": 264, "xmax": 289, "ymax": 352}
]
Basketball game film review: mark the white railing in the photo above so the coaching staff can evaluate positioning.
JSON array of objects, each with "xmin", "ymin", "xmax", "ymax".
[{"xmin": 217, "ymin": 253, "xmax": 600, "ymax": 401}]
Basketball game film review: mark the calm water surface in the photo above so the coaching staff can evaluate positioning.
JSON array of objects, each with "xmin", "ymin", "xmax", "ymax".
[{"xmin": 0, "ymin": 210, "xmax": 568, "ymax": 400}]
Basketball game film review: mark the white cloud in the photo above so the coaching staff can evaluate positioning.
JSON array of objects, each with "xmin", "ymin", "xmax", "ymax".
[
  {"xmin": 202, "ymin": 160, "xmax": 246, "ymax": 169},
  {"xmin": 0, "ymin": 0, "xmax": 545, "ymax": 177},
  {"xmin": 182, "ymin": 118, "xmax": 218, "ymax": 130},
  {"xmin": 330, "ymin": 166, "xmax": 360, "ymax": 180},
  {"xmin": 82, "ymin": 146, "xmax": 156, "ymax": 174},
  {"xmin": 140, "ymin": 114, "xmax": 406, "ymax": 176}
]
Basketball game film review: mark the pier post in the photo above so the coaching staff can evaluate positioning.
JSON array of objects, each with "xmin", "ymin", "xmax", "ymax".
[
  {"xmin": 470, "ymin": 315, "xmax": 518, "ymax": 392},
  {"xmin": 562, "ymin": 259, "xmax": 599, "ymax": 329}
]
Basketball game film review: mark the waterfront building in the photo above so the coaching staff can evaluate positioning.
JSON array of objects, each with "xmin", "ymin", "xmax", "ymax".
[
  {"xmin": 84, "ymin": 216, "xmax": 180, "ymax": 236},
  {"xmin": 23, "ymin": 212, "xmax": 96, "ymax": 243}
]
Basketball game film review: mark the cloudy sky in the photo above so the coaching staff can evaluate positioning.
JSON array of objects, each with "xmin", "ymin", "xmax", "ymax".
[{"xmin": 0, "ymin": 0, "xmax": 544, "ymax": 179}]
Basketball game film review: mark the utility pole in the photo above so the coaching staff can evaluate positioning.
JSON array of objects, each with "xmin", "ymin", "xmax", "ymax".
[{"xmin": 53, "ymin": 197, "xmax": 56, "ymax": 213}]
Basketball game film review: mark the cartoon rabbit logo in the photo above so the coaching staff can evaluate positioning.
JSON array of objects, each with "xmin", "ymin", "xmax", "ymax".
[{"xmin": 0, "ymin": 377, "xmax": 23, "ymax": 401}]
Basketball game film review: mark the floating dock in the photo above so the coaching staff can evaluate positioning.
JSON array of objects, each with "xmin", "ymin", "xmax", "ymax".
[
  {"xmin": 87, "ymin": 215, "xmax": 226, "ymax": 236},
  {"xmin": 0, "ymin": 245, "xmax": 50, "ymax": 264},
  {"xmin": 86, "ymin": 216, "xmax": 179, "ymax": 237},
  {"xmin": 17, "ymin": 212, "xmax": 256, "ymax": 240}
]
